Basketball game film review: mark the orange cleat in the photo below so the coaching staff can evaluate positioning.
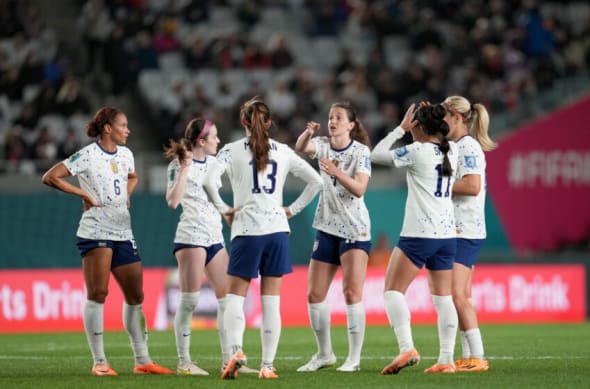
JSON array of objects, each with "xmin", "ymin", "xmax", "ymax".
[
  {"xmin": 133, "ymin": 361, "xmax": 175, "ymax": 375},
  {"xmin": 221, "ymin": 350, "xmax": 247, "ymax": 380},
  {"xmin": 381, "ymin": 349, "xmax": 421, "ymax": 375},
  {"xmin": 92, "ymin": 362, "xmax": 118, "ymax": 376},
  {"xmin": 258, "ymin": 366, "xmax": 279, "ymax": 379},
  {"xmin": 456, "ymin": 358, "xmax": 489, "ymax": 372},
  {"xmin": 424, "ymin": 362, "xmax": 456, "ymax": 373}
]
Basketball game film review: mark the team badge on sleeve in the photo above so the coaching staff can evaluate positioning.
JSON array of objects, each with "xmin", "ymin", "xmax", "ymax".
[
  {"xmin": 464, "ymin": 156, "xmax": 477, "ymax": 168},
  {"xmin": 69, "ymin": 152, "xmax": 81, "ymax": 162},
  {"xmin": 395, "ymin": 146, "xmax": 409, "ymax": 157}
]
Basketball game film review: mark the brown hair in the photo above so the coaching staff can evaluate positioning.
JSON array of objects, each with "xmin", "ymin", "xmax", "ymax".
[
  {"xmin": 240, "ymin": 96, "xmax": 272, "ymax": 171},
  {"xmin": 444, "ymin": 95, "xmax": 496, "ymax": 151},
  {"xmin": 330, "ymin": 101, "xmax": 371, "ymax": 149},
  {"xmin": 86, "ymin": 106, "xmax": 123, "ymax": 138},
  {"xmin": 164, "ymin": 118, "xmax": 212, "ymax": 160}
]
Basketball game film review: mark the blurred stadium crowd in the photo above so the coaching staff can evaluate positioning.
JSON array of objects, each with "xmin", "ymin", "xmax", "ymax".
[{"xmin": 1, "ymin": 0, "xmax": 589, "ymax": 175}]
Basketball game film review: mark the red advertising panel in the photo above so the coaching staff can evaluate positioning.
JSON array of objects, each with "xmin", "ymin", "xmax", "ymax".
[
  {"xmin": 486, "ymin": 94, "xmax": 590, "ymax": 253},
  {"xmin": 0, "ymin": 269, "xmax": 169, "ymax": 332},
  {"xmin": 0, "ymin": 264, "xmax": 586, "ymax": 333}
]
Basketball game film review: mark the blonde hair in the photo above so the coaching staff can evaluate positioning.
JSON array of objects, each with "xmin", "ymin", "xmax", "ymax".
[{"xmin": 444, "ymin": 96, "xmax": 496, "ymax": 151}]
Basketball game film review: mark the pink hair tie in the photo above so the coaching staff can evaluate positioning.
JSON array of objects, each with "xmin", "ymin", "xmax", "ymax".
[{"xmin": 197, "ymin": 119, "xmax": 213, "ymax": 140}]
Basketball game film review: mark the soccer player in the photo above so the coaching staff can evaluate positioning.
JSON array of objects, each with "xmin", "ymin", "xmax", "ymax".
[
  {"xmin": 294, "ymin": 102, "xmax": 372, "ymax": 373},
  {"xmin": 443, "ymin": 95, "xmax": 495, "ymax": 372},
  {"xmin": 371, "ymin": 103, "xmax": 459, "ymax": 374},
  {"xmin": 164, "ymin": 118, "xmax": 257, "ymax": 375},
  {"xmin": 204, "ymin": 96, "xmax": 323, "ymax": 379},
  {"xmin": 41, "ymin": 106, "xmax": 174, "ymax": 376}
]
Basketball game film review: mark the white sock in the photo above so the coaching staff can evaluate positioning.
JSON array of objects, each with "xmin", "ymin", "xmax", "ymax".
[
  {"xmin": 431, "ymin": 295, "xmax": 458, "ymax": 365},
  {"xmin": 345, "ymin": 302, "xmax": 365, "ymax": 364},
  {"xmin": 217, "ymin": 297, "xmax": 231, "ymax": 364},
  {"xmin": 460, "ymin": 330, "xmax": 471, "ymax": 359},
  {"xmin": 261, "ymin": 295, "xmax": 281, "ymax": 368},
  {"xmin": 465, "ymin": 328, "xmax": 485, "ymax": 359},
  {"xmin": 224, "ymin": 293, "xmax": 246, "ymax": 354},
  {"xmin": 123, "ymin": 302, "xmax": 151, "ymax": 365},
  {"xmin": 83, "ymin": 300, "xmax": 106, "ymax": 365},
  {"xmin": 308, "ymin": 301, "xmax": 333, "ymax": 357},
  {"xmin": 174, "ymin": 292, "xmax": 199, "ymax": 365},
  {"xmin": 383, "ymin": 290, "xmax": 414, "ymax": 353}
]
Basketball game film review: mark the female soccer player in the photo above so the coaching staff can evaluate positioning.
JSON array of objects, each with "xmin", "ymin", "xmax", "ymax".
[
  {"xmin": 41, "ymin": 106, "xmax": 174, "ymax": 376},
  {"xmin": 164, "ymin": 118, "xmax": 256, "ymax": 375},
  {"xmin": 443, "ymin": 95, "xmax": 495, "ymax": 372},
  {"xmin": 371, "ymin": 103, "xmax": 459, "ymax": 374},
  {"xmin": 294, "ymin": 102, "xmax": 372, "ymax": 373},
  {"xmin": 204, "ymin": 96, "xmax": 323, "ymax": 379}
]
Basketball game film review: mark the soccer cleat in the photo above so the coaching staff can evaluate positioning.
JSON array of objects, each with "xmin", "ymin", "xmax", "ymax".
[
  {"xmin": 424, "ymin": 362, "xmax": 456, "ymax": 373},
  {"xmin": 133, "ymin": 361, "xmax": 175, "ymax": 375},
  {"xmin": 92, "ymin": 362, "xmax": 118, "ymax": 376},
  {"xmin": 381, "ymin": 349, "xmax": 420, "ymax": 375},
  {"xmin": 220, "ymin": 350, "xmax": 247, "ymax": 380},
  {"xmin": 296, "ymin": 353, "xmax": 337, "ymax": 372},
  {"xmin": 454, "ymin": 358, "xmax": 469, "ymax": 369},
  {"xmin": 336, "ymin": 359, "xmax": 360, "ymax": 372},
  {"xmin": 258, "ymin": 366, "xmax": 279, "ymax": 379},
  {"xmin": 456, "ymin": 358, "xmax": 489, "ymax": 372},
  {"xmin": 220, "ymin": 363, "xmax": 259, "ymax": 374},
  {"xmin": 177, "ymin": 361, "xmax": 210, "ymax": 376}
]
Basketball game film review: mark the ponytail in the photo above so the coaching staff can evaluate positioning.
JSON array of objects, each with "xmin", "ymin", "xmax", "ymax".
[
  {"xmin": 240, "ymin": 96, "xmax": 272, "ymax": 171},
  {"xmin": 164, "ymin": 118, "xmax": 212, "ymax": 160},
  {"xmin": 444, "ymin": 96, "xmax": 496, "ymax": 151},
  {"xmin": 414, "ymin": 104, "xmax": 453, "ymax": 176}
]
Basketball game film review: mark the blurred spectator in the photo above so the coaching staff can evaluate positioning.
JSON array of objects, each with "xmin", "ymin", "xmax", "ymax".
[
  {"xmin": 77, "ymin": 0, "xmax": 113, "ymax": 75},
  {"xmin": 4, "ymin": 126, "xmax": 28, "ymax": 168},
  {"xmin": 268, "ymin": 34, "xmax": 294, "ymax": 69},
  {"xmin": 57, "ymin": 127, "xmax": 82, "ymax": 159},
  {"xmin": 56, "ymin": 77, "xmax": 91, "ymax": 116},
  {"xmin": 152, "ymin": 19, "xmax": 181, "ymax": 53}
]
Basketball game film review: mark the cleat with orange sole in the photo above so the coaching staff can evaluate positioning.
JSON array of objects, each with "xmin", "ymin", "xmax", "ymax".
[
  {"xmin": 92, "ymin": 362, "xmax": 118, "ymax": 376},
  {"xmin": 133, "ymin": 361, "xmax": 175, "ymax": 375},
  {"xmin": 456, "ymin": 358, "xmax": 489, "ymax": 372},
  {"xmin": 424, "ymin": 362, "xmax": 456, "ymax": 373},
  {"xmin": 381, "ymin": 349, "xmax": 421, "ymax": 375},
  {"xmin": 221, "ymin": 350, "xmax": 247, "ymax": 380},
  {"xmin": 258, "ymin": 367, "xmax": 279, "ymax": 379}
]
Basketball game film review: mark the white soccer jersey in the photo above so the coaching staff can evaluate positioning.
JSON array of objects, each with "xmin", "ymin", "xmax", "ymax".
[
  {"xmin": 167, "ymin": 156, "xmax": 224, "ymax": 246},
  {"xmin": 310, "ymin": 137, "xmax": 372, "ymax": 241},
  {"xmin": 205, "ymin": 137, "xmax": 322, "ymax": 240},
  {"xmin": 63, "ymin": 142, "xmax": 135, "ymax": 240},
  {"xmin": 453, "ymin": 135, "xmax": 487, "ymax": 239},
  {"xmin": 392, "ymin": 138, "xmax": 458, "ymax": 238}
]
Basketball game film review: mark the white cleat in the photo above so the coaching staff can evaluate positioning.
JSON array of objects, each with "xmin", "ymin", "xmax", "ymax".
[
  {"xmin": 297, "ymin": 353, "xmax": 337, "ymax": 372},
  {"xmin": 177, "ymin": 362, "xmax": 209, "ymax": 376},
  {"xmin": 336, "ymin": 359, "xmax": 360, "ymax": 372}
]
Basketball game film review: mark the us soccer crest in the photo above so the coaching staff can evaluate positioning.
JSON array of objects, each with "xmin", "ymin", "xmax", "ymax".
[{"xmin": 110, "ymin": 160, "xmax": 119, "ymax": 173}]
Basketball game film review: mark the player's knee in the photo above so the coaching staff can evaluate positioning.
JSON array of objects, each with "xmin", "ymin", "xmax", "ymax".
[{"xmin": 87, "ymin": 288, "xmax": 108, "ymax": 303}]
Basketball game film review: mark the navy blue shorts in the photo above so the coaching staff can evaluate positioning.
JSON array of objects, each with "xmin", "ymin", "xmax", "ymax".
[
  {"xmin": 455, "ymin": 238, "xmax": 485, "ymax": 268},
  {"xmin": 173, "ymin": 243, "xmax": 224, "ymax": 266},
  {"xmin": 397, "ymin": 237, "xmax": 456, "ymax": 270},
  {"xmin": 311, "ymin": 230, "xmax": 372, "ymax": 265},
  {"xmin": 76, "ymin": 237, "xmax": 141, "ymax": 269},
  {"xmin": 229, "ymin": 232, "xmax": 292, "ymax": 278}
]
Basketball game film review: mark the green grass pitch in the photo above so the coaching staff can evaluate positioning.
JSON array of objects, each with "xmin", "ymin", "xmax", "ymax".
[{"xmin": 1, "ymin": 323, "xmax": 589, "ymax": 388}]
